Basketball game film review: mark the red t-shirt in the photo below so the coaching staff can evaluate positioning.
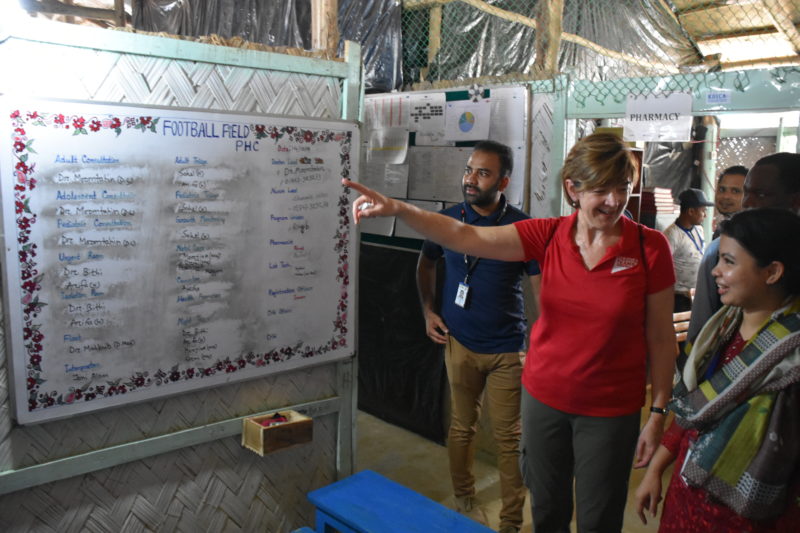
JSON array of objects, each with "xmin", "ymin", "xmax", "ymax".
[{"xmin": 514, "ymin": 212, "xmax": 675, "ymax": 416}]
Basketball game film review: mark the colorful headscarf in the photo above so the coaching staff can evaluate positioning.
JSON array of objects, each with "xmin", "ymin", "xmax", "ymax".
[{"xmin": 670, "ymin": 298, "xmax": 800, "ymax": 519}]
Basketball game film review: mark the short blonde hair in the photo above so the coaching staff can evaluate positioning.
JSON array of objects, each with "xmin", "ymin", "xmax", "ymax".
[{"xmin": 561, "ymin": 133, "xmax": 639, "ymax": 208}]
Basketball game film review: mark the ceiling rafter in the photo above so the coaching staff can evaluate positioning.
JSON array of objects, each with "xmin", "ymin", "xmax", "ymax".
[
  {"xmin": 760, "ymin": 0, "xmax": 800, "ymax": 53},
  {"xmin": 674, "ymin": 0, "xmax": 762, "ymax": 17},
  {"xmin": 694, "ymin": 24, "xmax": 796, "ymax": 42},
  {"xmin": 18, "ymin": 0, "xmax": 127, "ymax": 27}
]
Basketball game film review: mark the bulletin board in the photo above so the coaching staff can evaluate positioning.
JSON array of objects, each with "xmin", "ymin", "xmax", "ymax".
[
  {"xmin": 1, "ymin": 98, "xmax": 358, "ymax": 424},
  {"xmin": 361, "ymin": 85, "xmax": 528, "ymax": 238}
]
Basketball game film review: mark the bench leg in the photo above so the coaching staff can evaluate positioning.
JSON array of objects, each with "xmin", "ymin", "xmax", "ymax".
[{"xmin": 315, "ymin": 508, "xmax": 358, "ymax": 533}]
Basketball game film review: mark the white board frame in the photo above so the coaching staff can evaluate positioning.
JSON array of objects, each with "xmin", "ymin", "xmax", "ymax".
[{"xmin": 1, "ymin": 97, "xmax": 360, "ymax": 424}]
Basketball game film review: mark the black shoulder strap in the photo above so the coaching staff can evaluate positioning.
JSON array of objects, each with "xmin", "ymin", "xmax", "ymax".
[
  {"xmin": 638, "ymin": 223, "xmax": 648, "ymax": 276},
  {"xmin": 543, "ymin": 218, "xmax": 560, "ymax": 254}
]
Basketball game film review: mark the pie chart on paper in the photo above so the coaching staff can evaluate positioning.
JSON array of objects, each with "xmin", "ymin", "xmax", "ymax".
[{"xmin": 458, "ymin": 111, "xmax": 475, "ymax": 132}]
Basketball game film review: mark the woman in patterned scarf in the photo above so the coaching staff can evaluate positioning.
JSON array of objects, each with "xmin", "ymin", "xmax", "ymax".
[{"xmin": 635, "ymin": 207, "xmax": 800, "ymax": 532}]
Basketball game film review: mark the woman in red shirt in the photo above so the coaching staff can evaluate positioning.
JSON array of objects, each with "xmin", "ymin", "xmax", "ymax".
[
  {"xmin": 635, "ymin": 208, "xmax": 800, "ymax": 531},
  {"xmin": 346, "ymin": 133, "xmax": 677, "ymax": 532}
]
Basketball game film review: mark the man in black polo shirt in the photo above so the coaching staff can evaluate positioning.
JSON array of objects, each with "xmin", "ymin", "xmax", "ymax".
[{"xmin": 416, "ymin": 140, "xmax": 540, "ymax": 533}]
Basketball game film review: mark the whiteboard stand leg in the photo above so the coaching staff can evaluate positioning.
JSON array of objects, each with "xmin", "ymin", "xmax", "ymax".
[{"xmin": 336, "ymin": 357, "xmax": 357, "ymax": 479}]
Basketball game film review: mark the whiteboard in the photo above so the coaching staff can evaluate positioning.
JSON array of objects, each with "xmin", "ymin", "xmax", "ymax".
[{"xmin": 0, "ymin": 99, "xmax": 359, "ymax": 424}]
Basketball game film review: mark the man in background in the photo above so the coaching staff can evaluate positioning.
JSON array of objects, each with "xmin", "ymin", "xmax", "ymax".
[
  {"xmin": 688, "ymin": 153, "xmax": 800, "ymax": 341},
  {"xmin": 712, "ymin": 165, "xmax": 748, "ymax": 239},
  {"xmin": 663, "ymin": 188, "xmax": 714, "ymax": 312},
  {"xmin": 417, "ymin": 140, "xmax": 539, "ymax": 533}
]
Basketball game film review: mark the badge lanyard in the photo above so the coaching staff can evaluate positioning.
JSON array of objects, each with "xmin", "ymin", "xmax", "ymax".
[
  {"xmin": 679, "ymin": 225, "xmax": 704, "ymax": 255},
  {"xmin": 454, "ymin": 202, "xmax": 508, "ymax": 308}
]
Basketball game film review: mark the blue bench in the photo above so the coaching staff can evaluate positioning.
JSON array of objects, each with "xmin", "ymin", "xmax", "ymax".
[{"xmin": 307, "ymin": 469, "xmax": 493, "ymax": 533}]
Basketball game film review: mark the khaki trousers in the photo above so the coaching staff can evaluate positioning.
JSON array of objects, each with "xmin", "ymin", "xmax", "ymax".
[{"xmin": 445, "ymin": 335, "xmax": 525, "ymax": 529}]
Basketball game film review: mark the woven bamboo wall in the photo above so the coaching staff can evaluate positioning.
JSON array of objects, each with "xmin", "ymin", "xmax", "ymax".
[
  {"xmin": 0, "ymin": 32, "xmax": 347, "ymax": 533},
  {"xmin": 529, "ymin": 89, "xmax": 557, "ymax": 217}
]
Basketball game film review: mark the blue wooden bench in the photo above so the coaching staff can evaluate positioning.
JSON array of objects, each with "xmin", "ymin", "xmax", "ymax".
[{"xmin": 307, "ymin": 469, "xmax": 493, "ymax": 533}]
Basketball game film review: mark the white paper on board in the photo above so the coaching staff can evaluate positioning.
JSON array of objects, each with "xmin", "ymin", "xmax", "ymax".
[
  {"xmin": 384, "ymin": 164, "xmax": 410, "ymax": 198},
  {"xmin": 406, "ymin": 146, "xmax": 469, "ymax": 203},
  {"xmin": 488, "ymin": 86, "xmax": 527, "ymax": 208},
  {"xmin": 408, "ymin": 93, "xmax": 446, "ymax": 134},
  {"xmin": 364, "ymin": 93, "xmax": 409, "ymax": 130},
  {"xmin": 444, "ymin": 99, "xmax": 491, "ymax": 141},
  {"xmin": 504, "ymin": 160, "xmax": 524, "ymax": 208},
  {"xmin": 362, "ymin": 161, "xmax": 409, "ymax": 199},
  {"xmin": 394, "ymin": 200, "xmax": 444, "ymax": 239},
  {"xmin": 415, "ymin": 130, "xmax": 453, "ymax": 146},
  {"xmin": 489, "ymin": 87, "xmax": 526, "ymax": 146},
  {"xmin": 367, "ymin": 127, "xmax": 409, "ymax": 165}
]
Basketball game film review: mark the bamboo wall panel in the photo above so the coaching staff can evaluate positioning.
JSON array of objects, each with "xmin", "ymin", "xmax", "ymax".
[{"xmin": 0, "ymin": 37, "xmax": 345, "ymax": 532}]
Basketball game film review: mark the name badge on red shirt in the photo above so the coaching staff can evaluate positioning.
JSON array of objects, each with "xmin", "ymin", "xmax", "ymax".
[{"xmin": 611, "ymin": 256, "xmax": 638, "ymax": 274}]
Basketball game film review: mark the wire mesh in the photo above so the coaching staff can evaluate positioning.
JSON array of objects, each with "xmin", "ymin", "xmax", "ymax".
[
  {"xmin": 26, "ymin": 0, "xmax": 800, "ymax": 99},
  {"xmin": 717, "ymin": 136, "xmax": 777, "ymax": 176},
  {"xmin": 401, "ymin": 0, "xmax": 800, "ymax": 98}
]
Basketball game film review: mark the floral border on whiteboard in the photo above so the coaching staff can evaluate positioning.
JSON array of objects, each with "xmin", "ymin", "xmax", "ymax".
[{"xmin": 10, "ymin": 110, "xmax": 352, "ymax": 412}]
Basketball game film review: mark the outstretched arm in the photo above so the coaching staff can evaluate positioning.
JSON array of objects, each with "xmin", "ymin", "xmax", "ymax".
[{"xmin": 344, "ymin": 178, "xmax": 525, "ymax": 262}]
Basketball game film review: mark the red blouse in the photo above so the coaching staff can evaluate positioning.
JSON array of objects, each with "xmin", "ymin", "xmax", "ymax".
[{"xmin": 658, "ymin": 332, "xmax": 800, "ymax": 532}]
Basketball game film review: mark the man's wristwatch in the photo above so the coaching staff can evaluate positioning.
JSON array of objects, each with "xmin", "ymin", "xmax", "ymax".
[{"xmin": 650, "ymin": 406, "xmax": 668, "ymax": 415}]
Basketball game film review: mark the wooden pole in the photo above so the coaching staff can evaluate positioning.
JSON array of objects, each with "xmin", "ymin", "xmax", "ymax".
[
  {"xmin": 421, "ymin": 6, "xmax": 442, "ymax": 81},
  {"xmin": 457, "ymin": 0, "xmax": 678, "ymax": 73},
  {"xmin": 533, "ymin": 0, "xmax": 563, "ymax": 78},
  {"xmin": 114, "ymin": 0, "xmax": 125, "ymax": 27},
  {"xmin": 312, "ymin": 0, "xmax": 340, "ymax": 54}
]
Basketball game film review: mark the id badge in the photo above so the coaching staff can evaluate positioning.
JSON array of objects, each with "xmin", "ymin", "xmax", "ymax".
[{"xmin": 455, "ymin": 282, "xmax": 469, "ymax": 308}]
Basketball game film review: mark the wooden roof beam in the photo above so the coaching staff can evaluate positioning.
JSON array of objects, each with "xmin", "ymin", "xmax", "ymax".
[
  {"xmin": 760, "ymin": 0, "xmax": 800, "ymax": 53},
  {"xmin": 18, "ymin": 0, "xmax": 126, "ymax": 26},
  {"xmin": 456, "ymin": 0, "xmax": 678, "ymax": 72},
  {"xmin": 655, "ymin": 0, "xmax": 706, "ymax": 65},
  {"xmin": 694, "ymin": 24, "xmax": 793, "ymax": 42},
  {"xmin": 403, "ymin": 0, "xmax": 459, "ymax": 10},
  {"xmin": 674, "ymin": 0, "xmax": 761, "ymax": 17},
  {"xmin": 722, "ymin": 53, "xmax": 800, "ymax": 68}
]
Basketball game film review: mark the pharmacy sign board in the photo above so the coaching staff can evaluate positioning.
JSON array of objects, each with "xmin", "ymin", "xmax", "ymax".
[{"xmin": 623, "ymin": 93, "xmax": 692, "ymax": 142}]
